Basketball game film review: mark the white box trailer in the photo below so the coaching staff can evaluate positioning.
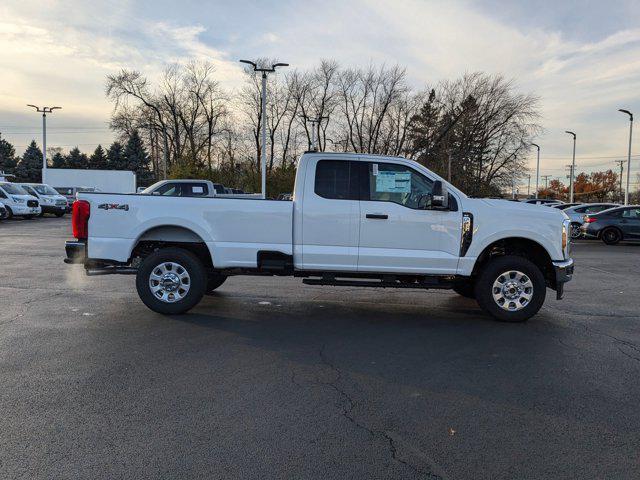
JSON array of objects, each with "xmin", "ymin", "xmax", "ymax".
[{"xmin": 46, "ymin": 169, "xmax": 136, "ymax": 194}]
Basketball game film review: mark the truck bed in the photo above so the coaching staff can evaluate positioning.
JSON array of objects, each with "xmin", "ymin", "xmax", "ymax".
[{"xmin": 80, "ymin": 193, "xmax": 294, "ymax": 268}]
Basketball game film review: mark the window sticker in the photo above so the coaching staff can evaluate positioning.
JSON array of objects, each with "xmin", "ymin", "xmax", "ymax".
[
  {"xmin": 372, "ymin": 163, "xmax": 379, "ymax": 176},
  {"xmin": 192, "ymin": 186, "xmax": 204, "ymax": 194},
  {"xmin": 375, "ymin": 171, "xmax": 411, "ymax": 193}
]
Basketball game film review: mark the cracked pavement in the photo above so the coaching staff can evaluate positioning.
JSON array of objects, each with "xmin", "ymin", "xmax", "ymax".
[{"xmin": 1, "ymin": 218, "xmax": 639, "ymax": 479}]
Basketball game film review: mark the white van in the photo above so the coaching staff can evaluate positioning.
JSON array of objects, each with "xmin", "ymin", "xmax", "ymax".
[
  {"xmin": 20, "ymin": 183, "xmax": 68, "ymax": 217},
  {"xmin": 0, "ymin": 182, "xmax": 42, "ymax": 219}
]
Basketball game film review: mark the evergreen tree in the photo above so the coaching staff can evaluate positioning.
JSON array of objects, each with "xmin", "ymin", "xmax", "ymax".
[
  {"xmin": 89, "ymin": 144, "xmax": 108, "ymax": 169},
  {"xmin": 51, "ymin": 151, "xmax": 66, "ymax": 168},
  {"xmin": 124, "ymin": 130, "xmax": 153, "ymax": 185},
  {"xmin": 65, "ymin": 147, "xmax": 89, "ymax": 169},
  {"xmin": 0, "ymin": 136, "xmax": 18, "ymax": 174},
  {"xmin": 14, "ymin": 140, "xmax": 42, "ymax": 182},
  {"xmin": 107, "ymin": 141, "xmax": 127, "ymax": 170}
]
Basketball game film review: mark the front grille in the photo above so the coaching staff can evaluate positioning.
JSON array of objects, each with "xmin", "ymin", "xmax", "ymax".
[
  {"xmin": 56, "ymin": 200, "xmax": 67, "ymax": 206},
  {"xmin": 27, "ymin": 200, "xmax": 39, "ymax": 208}
]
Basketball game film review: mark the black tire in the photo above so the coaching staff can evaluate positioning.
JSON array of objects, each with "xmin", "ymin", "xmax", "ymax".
[
  {"xmin": 5, "ymin": 207, "xmax": 13, "ymax": 220},
  {"xmin": 601, "ymin": 227, "xmax": 621, "ymax": 245},
  {"xmin": 38, "ymin": 211, "xmax": 45, "ymax": 217},
  {"xmin": 570, "ymin": 223, "xmax": 582, "ymax": 240},
  {"xmin": 452, "ymin": 280, "xmax": 476, "ymax": 299},
  {"xmin": 55, "ymin": 212, "xmax": 65, "ymax": 218},
  {"xmin": 205, "ymin": 273, "xmax": 227, "ymax": 294},
  {"xmin": 474, "ymin": 255, "xmax": 546, "ymax": 322},
  {"xmin": 136, "ymin": 247, "xmax": 206, "ymax": 315}
]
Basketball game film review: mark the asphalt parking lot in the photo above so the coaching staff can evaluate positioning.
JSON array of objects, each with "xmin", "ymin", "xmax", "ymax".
[{"xmin": 1, "ymin": 217, "xmax": 639, "ymax": 479}]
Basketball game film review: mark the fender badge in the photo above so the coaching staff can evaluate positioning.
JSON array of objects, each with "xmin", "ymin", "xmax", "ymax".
[{"xmin": 98, "ymin": 203, "xmax": 129, "ymax": 211}]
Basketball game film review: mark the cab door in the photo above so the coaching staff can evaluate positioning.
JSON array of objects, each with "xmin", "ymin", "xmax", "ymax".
[
  {"xmin": 300, "ymin": 159, "xmax": 360, "ymax": 271},
  {"xmin": 357, "ymin": 161, "xmax": 462, "ymax": 274},
  {"xmin": 621, "ymin": 208, "xmax": 640, "ymax": 238}
]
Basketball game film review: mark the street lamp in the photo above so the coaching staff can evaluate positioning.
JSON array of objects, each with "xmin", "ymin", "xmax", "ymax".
[
  {"xmin": 531, "ymin": 143, "xmax": 540, "ymax": 198},
  {"xmin": 301, "ymin": 115, "xmax": 328, "ymax": 151},
  {"xmin": 565, "ymin": 131, "xmax": 576, "ymax": 203},
  {"xmin": 27, "ymin": 105, "xmax": 61, "ymax": 184},
  {"xmin": 618, "ymin": 109, "xmax": 633, "ymax": 205},
  {"xmin": 239, "ymin": 59, "xmax": 289, "ymax": 199}
]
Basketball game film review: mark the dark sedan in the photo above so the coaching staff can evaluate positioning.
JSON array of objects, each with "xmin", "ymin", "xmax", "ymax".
[{"xmin": 582, "ymin": 205, "xmax": 640, "ymax": 245}]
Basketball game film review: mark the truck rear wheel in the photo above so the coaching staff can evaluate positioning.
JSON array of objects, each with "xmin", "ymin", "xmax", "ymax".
[
  {"xmin": 136, "ymin": 247, "xmax": 206, "ymax": 315},
  {"xmin": 474, "ymin": 255, "xmax": 546, "ymax": 322}
]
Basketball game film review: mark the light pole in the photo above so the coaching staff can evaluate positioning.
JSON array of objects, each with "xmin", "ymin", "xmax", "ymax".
[
  {"xmin": 565, "ymin": 131, "xmax": 576, "ymax": 203},
  {"xmin": 301, "ymin": 115, "xmax": 328, "ymax": 151},
  {"xmin": 619, "ymin": 109, "xmax": 633, "ymax": 205},
  {"xmin": 27, "ymin": 105, "xmax": 61, "ymax": 184},
  {"xmin": 531, "ymin": 143, "xmax": 540, "ymax": 198},
  {"xmin": 240, "ymin": 60, "xmax": 289, "ymax": 199}
]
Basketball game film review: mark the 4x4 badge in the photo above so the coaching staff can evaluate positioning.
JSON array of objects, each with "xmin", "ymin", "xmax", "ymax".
[{"xmin": 98, "ymin": 203, "xmax": 129, "ymax": 211}]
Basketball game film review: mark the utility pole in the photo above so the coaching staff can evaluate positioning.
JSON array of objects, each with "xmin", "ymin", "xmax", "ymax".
[
  {"xmin": 618, "ymin": 109, "xmax": 633, "ymax": 205},
  {"xmin": 565, "ymin": 131, "xmax": 576, "ymax": 203},
  {"xmin": 27, "ymin": 104, "xmax": 61, "ymax": 184},
  {"xmin": 531, "ymin": 143, "xmax": 540, "ymax": 198},
  {"xmin": 301, "ymin": 115, "xmax": 328, "ymax": 151},
  {"xmin": 565, "ymin": 164, "xmax": 574, "ymax": 202},
  {"xmin": 240, "ymin": 59, "xmax": 289, "ymax": 199},
  {"xmin": 615, "ymin": 159, "xmax": 625, "ymax": 203},
  {"xmin": 541, "ymin": 175, "xmax": 552, "ymax": 196},
  {"xmin": 527, "ymin": 174, "xmax": 531, "ymax": 197}
]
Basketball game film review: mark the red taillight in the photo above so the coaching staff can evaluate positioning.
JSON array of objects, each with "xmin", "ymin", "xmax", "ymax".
[
  {"xmin": 72, "ymin": 200, "xmax": 90, "ymax": 239},
  {"xmin": 584, "ymin": 216, "xmax": 597, "ymax": 223}
]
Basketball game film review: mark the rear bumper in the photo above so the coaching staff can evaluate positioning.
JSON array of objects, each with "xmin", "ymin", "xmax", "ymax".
[
  {"xmin": 552, "ymin": 258, "xmax": 574, "ymax": 299},
  {"xmin": 64, "ymin": 240, "xmax": 87, "ymax": 264}
]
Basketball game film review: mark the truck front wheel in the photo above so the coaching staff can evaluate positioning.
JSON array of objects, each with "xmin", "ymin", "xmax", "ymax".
[
  {"xmin": 136, "ymin": 248, "xmax": 206, "ymax": 315},
  {"xmin": 474, "ymin": 255, "xmax": 546, "ymax": 322}
]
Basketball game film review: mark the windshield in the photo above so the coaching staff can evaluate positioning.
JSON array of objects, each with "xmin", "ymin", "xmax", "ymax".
[
  {"xmin": 55, "ymin": 187, "xmax": 74, "ymax": 195},
  {"xmin": 0, "ymin": 183, "xmax": 28, "ymax": 195},
  {"xmin": 141, "ymin": 181, "xmax": 164, "ymax": 194},
  {"xmin": 22, "ymin": 185, "xmax": 38, "ymax": 196},
  {"xmin": 34, "ymin": 185, "xmax": 59, "ymax": 195}
]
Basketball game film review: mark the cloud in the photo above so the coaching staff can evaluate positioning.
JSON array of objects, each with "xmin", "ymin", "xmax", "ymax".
[{"xmin": 0, "ymin": 0, "xmax": 638, "ymax": 187}]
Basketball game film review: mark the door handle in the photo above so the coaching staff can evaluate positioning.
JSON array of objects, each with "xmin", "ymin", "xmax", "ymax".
[{"xmin": 366, "ymin": 214, "xmax": 388, "ymax": 219}]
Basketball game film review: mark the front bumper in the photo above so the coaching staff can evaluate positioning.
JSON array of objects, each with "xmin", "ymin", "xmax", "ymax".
[
  {"xmin": 12, "ymin": 205, "xmax": 41, "ymax": 215},
  {"xmin": 64, "ymin": 240, "xmax": 87, "ymax": 264},
  {"xmin": 552, "ymin": 258, "xmax": 574, "ymax": 299},
  {"xmin": 42, "ymin": 205, "xmax": 67, "ymax": 214}
]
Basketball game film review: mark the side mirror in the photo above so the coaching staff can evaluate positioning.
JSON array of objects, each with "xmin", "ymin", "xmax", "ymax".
[{"xmin": 430, "ymin": 180, "xmax": 449, "ymax": 210}]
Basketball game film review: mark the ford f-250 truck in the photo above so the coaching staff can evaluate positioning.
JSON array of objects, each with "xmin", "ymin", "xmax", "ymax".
[{"xmin": 64, "ymin": 152, "xmax": 574, "ymax": 322}]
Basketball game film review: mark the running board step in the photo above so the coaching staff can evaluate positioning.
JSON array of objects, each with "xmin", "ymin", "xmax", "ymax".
[{"xmin": 302, "ymin": 277, "xmax": 453, "ymax": 289}]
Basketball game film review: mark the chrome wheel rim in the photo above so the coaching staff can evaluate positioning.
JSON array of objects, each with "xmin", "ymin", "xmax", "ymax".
[
  {"xmin": 492, "ymin": 270, "xmax": 533, "ymax": 312},
  {"xmin": 149, "ymin": 262, "xmax": 191, "ymax": 303}
]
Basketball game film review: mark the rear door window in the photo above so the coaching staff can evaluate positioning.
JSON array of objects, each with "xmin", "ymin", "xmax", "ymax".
[{"xmin": 315, "ymin": 160, "xmax": 352, "ymax": 200}]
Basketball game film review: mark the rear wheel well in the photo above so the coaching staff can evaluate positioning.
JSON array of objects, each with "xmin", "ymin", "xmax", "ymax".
[
  {"xmin": 130, "ymin": 226, "xmax": 213, "ymax": 269},
  {"xmin": 471, "ymin": 238, "xmax": 555, "ymax": 289}
]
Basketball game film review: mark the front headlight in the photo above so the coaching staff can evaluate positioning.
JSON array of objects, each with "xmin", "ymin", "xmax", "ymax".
[{"xmin": 12, "ymin": 197, "xmax": 25, "ymax": 203}]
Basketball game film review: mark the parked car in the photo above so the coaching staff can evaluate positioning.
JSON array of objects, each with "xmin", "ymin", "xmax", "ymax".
[
  {"xmin": 524, "ymin": 199, "xmax": 564, "ymax": 206},
  {"xmin": 552, "ymin": 203, "xmax": 582, "ymax": 210},
  {"xmin": 582, "ymin": 205, "xmax": 640, "ymax": 245},
  {"xmin": 65, "ymin": 152, "xmax": 574, "ymax": 323},
  {"xmin": 231, "ymin": 188, "xmax": 245, "ymax": 194},
  {"xmin": 141, "ymin": 180, "xmax": 259, "ymax": 198},
  {"xmin": 0, "ymin": 182, "xmax": 41, "ymax": 219},
  {"xmin": 0, "ymin": 203, "xmax": 6, "ymax": 220},
  {"xmin": 19, "ymin": 183, "xmax": 68, "ymax": 217},
  {"xmin": 561, "ymin": 203, "xmax": 619, "ymax": 239},
  {"xmin": 54, "ymin": 186, "xmax": 100, "ymax": 211}
]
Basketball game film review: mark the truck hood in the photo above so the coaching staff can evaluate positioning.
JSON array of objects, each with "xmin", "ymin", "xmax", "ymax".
[{"xmin": 468, "ymin": 198, "xmax": 568, "ymax": 220}]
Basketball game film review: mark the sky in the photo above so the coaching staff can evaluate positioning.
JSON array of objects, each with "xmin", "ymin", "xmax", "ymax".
[{"xmin": 1, "ymin": 0, "xmax": 639, "ymax": 190}]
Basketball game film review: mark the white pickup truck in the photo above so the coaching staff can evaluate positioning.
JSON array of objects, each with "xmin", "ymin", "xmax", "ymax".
[{"xmin": 65, "ymin": 152, "xmax": 574, "ymax": 322}]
